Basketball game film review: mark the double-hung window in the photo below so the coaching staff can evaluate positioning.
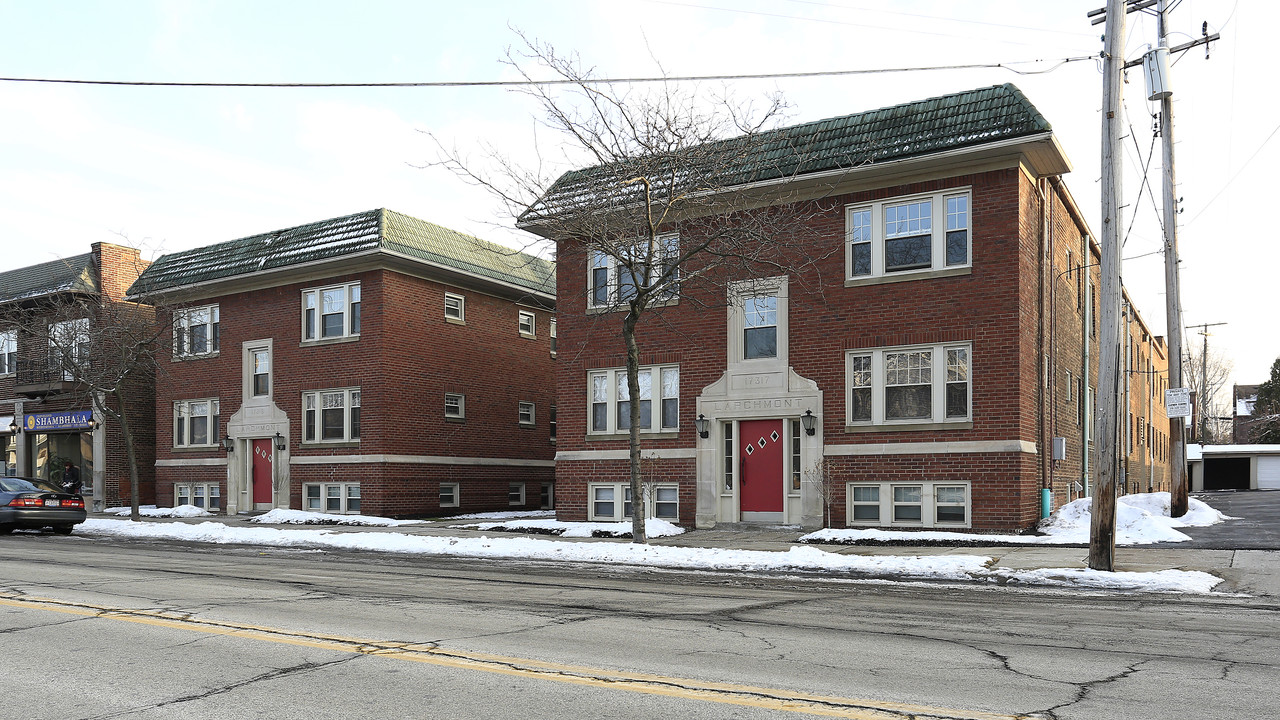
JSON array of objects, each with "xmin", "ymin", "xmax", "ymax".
[
  {"xmin": 444, "ymin": 293, "xmax": 465, "ymax": 322},
  {"xmin": 304, "ymin": 482, "xmax": 361, "ymax": 514},
  {"xmin": 174, "ymin": 305, "xmax": 219, "ymax": 357},
  {"xmin": 49, "ymin": 318, "xmax": 90, "ymax": 380},
  {"xmin": 518, "ymin": 402, "xmax": 535, "ymax": 426},
  {"xmin": 845, "ymin": 344, "xmax": 971, "ymax": 426},
  {"xmin": 0, "ymin": 330, "xmax": 14, "ymax": 375},
  {"xmin": 743, "ymin": 295, "xmax": 777, "ymax": 360},
  {"xmin": 250, "ymin": 348, "xmax": 270, "ymax": 397},
  {"xmin": 846, "ymin": 190, "xmax": 970, "ymax": 280},
  {"xmin": 174, "ymin": 399, "xmax": 219, "ymax": 448},
  {"xmin": 176, "ymin": 483, "xmax": 221, "ymax": 511},
  {"xmin": 586, "ymin": 235, "xmax": 679, "ymax": 308},
  {"xmin": 847, "ymin": 481, "xmax": 969, "ymax": 527},
  {"xmin": 518, "ymin": 310, "xmax": 535, "ymax": 338},
  {"xmin": 588, "ymin": 482, "xmax": 679, "ymax": 521},
  {"xmin": 303, "ymin": 282, "xmax": 360, "ymax": 340},
  {"xmin": 588, "ymin": 365, "xmax": 679, "ymax": 434},
  {"xmin": 444, "ymin": 393, "xmax": 465, "ymax": 420},
  {"xmin": 303, "ymin": 388, "xmax": 360, "ymax": 443}
]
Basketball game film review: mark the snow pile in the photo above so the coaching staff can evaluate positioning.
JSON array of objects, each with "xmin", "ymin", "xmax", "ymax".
[
  {"xmin": 803, "ymin": 492, "xmax": 1233, "ymax": 546},
  {"xmin": 1037, "ymin": 493, "xmax": 1231, "ymax": 544},
  {"xmin": 452, "ymin": 517, "xmax": 685, "ymax": 538},
  {"xmin": 74, "ymin": 518, "xmax": 1224, "ymax": 594},
  {"xmin": 103, "ymin": 505, "xmax": 213, "ymax": 518},
  {"xmin": 248, "ymin": 508, "xmax": 425, "ymax": 527},
  {"xmin": 446, "ymin": 510, "xmax": 557, "ymax": 521},
  {"xmin": 78, "ymin": 518, "xmax": 983, "ymax": 580}
]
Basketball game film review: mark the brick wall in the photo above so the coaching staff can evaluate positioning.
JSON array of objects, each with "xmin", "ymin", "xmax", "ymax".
[{"xmin": 154, "ymin": 265, "xmax": 556, "ymax": 517}]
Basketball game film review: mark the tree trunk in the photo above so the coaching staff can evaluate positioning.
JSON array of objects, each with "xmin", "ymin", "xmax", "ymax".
[
  {"xmin": 623, "ymin": 309, "xmax": 646, "ymax": 544},
  {"xmin": 107, "ymin": 388, "xmax": 142, "ymax": 522}
]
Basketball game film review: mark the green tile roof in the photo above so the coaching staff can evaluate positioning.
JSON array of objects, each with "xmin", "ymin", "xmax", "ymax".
[
  {"xmin": 521, "ymin": 83, "xmax": 1051, "ymax": 224},
  {"xmin": 0, "ymin": 252, "xmax": 97, "ymax": 305},
  {"xmin": 130, "ymin": 209, "xmax": 554, "ymax": 296}
]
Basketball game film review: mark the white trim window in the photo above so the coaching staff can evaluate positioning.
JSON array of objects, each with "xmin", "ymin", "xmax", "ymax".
[
  {"xmin": 0, "ymin": 330, "xmax": 14, "ymax": 375},
  {"xmin": 303, "ymin": 282, "xmax": 361, "ymax": 341},
  {"xmin": 549, "ymin": 318, "xmax": 557, "ymax": 356},
  {"xmin": 518, "ymin": 401, "xmax": 535, "ymax": 426},
  {"xmin": 588, "ymin": 365, "xmax": 679, "ymax": 434},
  {"xmin": 444, "ymin": 292, "xmax": 465, "ymax": 322},
  {"xmin": 173, "ymin": 304, "xmax": 219, "ymax": 357},
  {"xmin": 303, "ymin": 388, "xmax": 360, "ymax": 443},
  {"xmin": 249, "ymin": 347, "xmax": 271, "ymax": 398},
  {"xmin": 508, "ymin": 483, "xmax": 526, "ymax": 506},
  {"xmin": 846, "ymin": 344, "xmax": 971, "ymax": 426},
  {"xmin": 540, "ymin": 482, "xmax": 554, "ymax": 509},
  {"xmin": 175, "ymin": 483, "xmax": 221, "ymax": 511},
  {"xmin": 174, "ymin": 399, "xmax": 220, "ymax": 448},
  {"xmin": 587, "ymin": 235, "xmax": 679, "ymax": 308},
  {"xmin": 846, "ymin": 189, "xmax": 971, "ymax": 279},
  {"xmin": 588, "ymin": 482, "xmax": 679, "ymax": 521},
  {"xmin": 304, "ymin": 482, "xmax": 361, "ymax": 514},
  {"xmin": 743, "ymin": 294, "xmax": 778, "ymax": 360},
  {"xmin": 444, "ymin": 393, "xmax": 465, "ymax": 420},
  {"xmin": 518, "ymin": 310, "xmax": 535, "ymax": 338},
  {"xmin": 440, "ymin": 482, "xmax": 460, "ymax": 508},
  {"xmin": 847, "ymin": 481, "xmax": 970, "ymax": 528},
  {"xmin": 49, "ymin": 318, "xmax": 90, "ymax": 380}
]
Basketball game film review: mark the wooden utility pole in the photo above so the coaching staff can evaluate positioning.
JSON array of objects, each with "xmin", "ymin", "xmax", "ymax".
[
  {"xmin": 1189, "ymin": 321, "xmax": 1228, "ymax": 442},
  {"xmin": 1090, "ymin": 0, "xmax": 1126, "ymax": 572}
]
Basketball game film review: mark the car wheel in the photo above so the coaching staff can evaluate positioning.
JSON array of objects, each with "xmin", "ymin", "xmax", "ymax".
[{"xmin": 51, "ymin": 526, "xmax": 74, "ymax": 536}]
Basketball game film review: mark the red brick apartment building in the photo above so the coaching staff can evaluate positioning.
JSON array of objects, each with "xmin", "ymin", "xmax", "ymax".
[
  {"xmin": 0, "ymin": 242, "xmax": 156, "ymax": 510},
  {"xmin": 529, "ymin": 85, "xmax": 1171, "ymax": 532},
  {"xmin": 130, "ymin": 209, "xmax": 556, "ymax": 517}
]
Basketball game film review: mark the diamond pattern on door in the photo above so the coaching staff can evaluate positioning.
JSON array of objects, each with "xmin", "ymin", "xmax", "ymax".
[
  {"xmin": 757, "ymin": 438, "xmax": 767, "ymax": 448},
  {"xmin": 770, "ymin": 431, "xmax": 780, "ymax": 442},
  {"xmin": 745, "ymin": 444, "xmax": 754, "ymax": 455}
]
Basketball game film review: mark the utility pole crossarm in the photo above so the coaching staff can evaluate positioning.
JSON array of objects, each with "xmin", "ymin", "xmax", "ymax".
[{"xmin": 1123, "ymin": 34, "xmax": 1220, "ymax": 69}]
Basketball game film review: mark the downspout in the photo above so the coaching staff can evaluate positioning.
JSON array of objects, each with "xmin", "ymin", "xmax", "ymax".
[
  {"xmin": 1082, "ymin": 244, "xmax": 1092, "ymax": 498},
  {"xmin": 1037, "ymin": 177, "xmax": 1052, "ymax": 518}
]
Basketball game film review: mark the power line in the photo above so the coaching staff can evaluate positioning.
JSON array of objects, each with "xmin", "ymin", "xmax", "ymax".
[{"xmin": 0, "ymin": 56, "xmax": 1092, "ymax": 90}]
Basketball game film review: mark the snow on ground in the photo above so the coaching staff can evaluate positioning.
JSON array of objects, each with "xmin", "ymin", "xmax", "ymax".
[
  {"xmin": 801, "ymin": 493, "xmax": 1233, "ymax": 546},
  {"xmin": 247, "ymin": 508, "xmax": 426, "ymax": 527},
  {"xmin": 446, "ymin": 510, "xmax": 557, "ymax": 521},
  {"xmin": 102, "ymin": 505, "xmax": 212, "ymax": 518},
  {"xmin": 74, "ymin": 517, "xmax": 1223, "ymax": 594},
  {"xmin": 450, "ymin": 517, "xmax": 685, "ymax": 538}
]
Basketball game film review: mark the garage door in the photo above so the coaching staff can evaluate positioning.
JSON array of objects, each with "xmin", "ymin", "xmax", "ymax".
[
  {"xmin": 1260, "ymin": 457, "xmax": 1280, "ymax": 490},
  {"xmin": 1204, "ymin": 457, "xmax": 1251, "ymax": 490}
]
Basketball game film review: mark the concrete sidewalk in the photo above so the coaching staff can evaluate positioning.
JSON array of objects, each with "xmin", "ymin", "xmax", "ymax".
[{"xmin": 87, "ymin": 511, "xmax": 1280, "ymax": 598}]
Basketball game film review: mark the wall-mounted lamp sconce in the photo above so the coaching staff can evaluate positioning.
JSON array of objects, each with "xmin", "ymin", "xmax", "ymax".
[
  {"xmin": 800, "ymin": 409, "xmax": 817, "ymax": 436},
  {"xmin": 694, "ymin": 414, "xmax": 710, "ymax": 439},
  {"xmin": 86, "ymin": 419, "xmax": 99, "ymax": 431},
  {"xmin": 222, "ymin": 436, "xmax": 235, "ymax": 452},
  {"xmin": 7, "ymin": 420, "xmax": 19, "ymax": 434},
  {"xmin": 274, "ymin": 432, "xmax": 286, "ymax": 451}
]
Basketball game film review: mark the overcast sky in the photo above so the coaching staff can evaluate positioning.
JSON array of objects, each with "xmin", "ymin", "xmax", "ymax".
[{"xmin": 1, "ymin": 1, "xmax": 1273, "ymax": 390}]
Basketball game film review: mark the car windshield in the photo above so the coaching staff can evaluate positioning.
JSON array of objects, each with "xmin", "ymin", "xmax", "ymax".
[{"xmin": 0, "ymin": 477, "xmax": 64, "ymax": 494}]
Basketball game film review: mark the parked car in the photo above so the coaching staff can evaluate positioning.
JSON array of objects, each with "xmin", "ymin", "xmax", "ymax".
[{"xmin": 0, "ymin": 477, "xmax": 87, "ymax": 535}]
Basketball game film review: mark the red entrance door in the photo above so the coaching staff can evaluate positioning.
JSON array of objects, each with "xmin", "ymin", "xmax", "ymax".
[
  {"xmin": 252, "ymin": 439, "xmax": 273, "ymax": 505},
  {"xmin": 739, "ymin": 419, "xmax": 784, "ymax": 513}
]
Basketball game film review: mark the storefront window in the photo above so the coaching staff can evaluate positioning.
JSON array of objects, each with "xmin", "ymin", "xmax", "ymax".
[{"xmin": 32, "ymin": 431, "xmax": 94, "ymax": 495}]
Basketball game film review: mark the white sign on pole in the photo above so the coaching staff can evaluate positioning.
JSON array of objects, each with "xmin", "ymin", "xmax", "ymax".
[{"xmin": 1165, "ymin": 387, "xmax": 1192, "ymax": 418}]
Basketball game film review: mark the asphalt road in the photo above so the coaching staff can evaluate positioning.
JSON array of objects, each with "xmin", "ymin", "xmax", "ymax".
[{"xmin": 2, "ymin": 534, "xmax": 1277, "ymax": 720}]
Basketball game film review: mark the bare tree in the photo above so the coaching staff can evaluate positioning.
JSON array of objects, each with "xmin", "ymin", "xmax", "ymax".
[
  {"xmin": 1183, "ymin": 344, "xmax": 1233, "ymax": 444},
  {"xmin": 435, "ymin": 36, "xmax": 835, "ymax": 542},
  {"xmin": 804, "ymin": 457, "xmax": 838, "ymax": 529},
  {"xmin": 1247, "ymin": 357, "xmax": 1280, "ymax": 443},
  {"xmin": 25, "ymin": 291, "xmax": 163, "ymax": 521}
]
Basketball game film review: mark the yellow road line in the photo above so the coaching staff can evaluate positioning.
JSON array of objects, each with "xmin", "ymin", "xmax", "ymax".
[{"xmin": 1, "ymin": 593, "xmax": 1032, "ymax": 720}]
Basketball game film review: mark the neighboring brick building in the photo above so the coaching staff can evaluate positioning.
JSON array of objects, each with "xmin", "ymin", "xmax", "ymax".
[
  {"xmin": 529, "ymin": 84, "xmax": 1171, "ymax": 532},
  {"xmin": 130, "ymin": 209, "xmax": 556, "ymax": 517},
  {"xmin": 0, "ymin": 242, "xmax": 156, "ymax": 510}
]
